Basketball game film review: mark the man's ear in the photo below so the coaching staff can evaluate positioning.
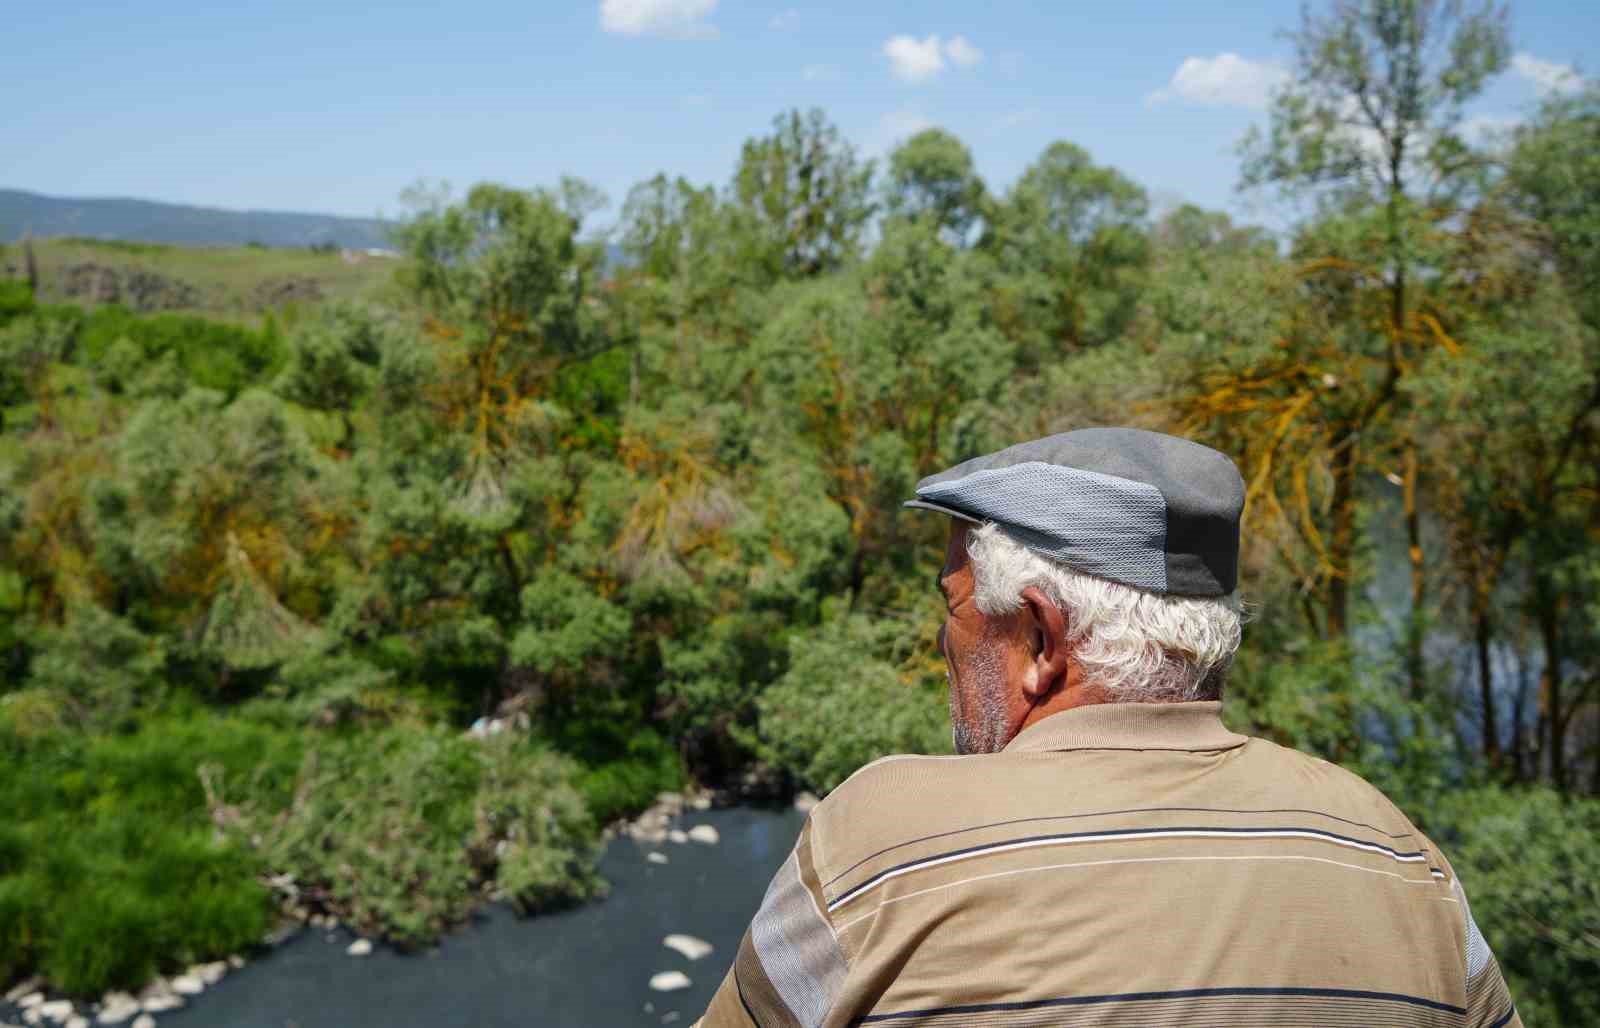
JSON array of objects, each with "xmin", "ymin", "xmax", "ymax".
[{"xmin": 1019, "ymin": 586, "xmax": 1069, "ymax": 700}]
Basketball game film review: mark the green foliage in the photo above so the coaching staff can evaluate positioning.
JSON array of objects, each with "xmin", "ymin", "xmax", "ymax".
[
  {"xmin": 0, "ymin": 709, "xmax": 302, "ymax": 995},
  {"xmin": 73, "ymin": 305, "xmax": 285, "ymax": 396},
  {"xmin": 238, "ymin": 727, "xmax": 602, "ymax": 942},
  {"xmin": 885, "ymin": 128, "xmax": 988, "ymax": 242},
  {"xmin": 985, "ymin": 141, "xmax": 1149, "ymax": 361},
  {"xmin": 1427, "ymin": 787, "xmax": 1600, "ymax": 1027},
  {"xmin": 756, "ymin": 608, "xmax": 952, "ymax": 792},
  {"xmin": 0, "ymin": 278, "xmax": 34, "ymax": 324},
  {"xmin": 734, "ymin": 108, "xmax": 876, "ymax": 277},
  {"xmin": 23, "ymin": 603, "xmax": 167, "ymax": 728}
]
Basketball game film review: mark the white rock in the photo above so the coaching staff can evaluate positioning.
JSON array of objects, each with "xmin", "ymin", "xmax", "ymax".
[
  {"xmin": 687, "ymin": 825, "xmax": 720, "ymax": 845},
  {"xmin": 667, "ymin": 830, "xmax": 689, "ymax": 845},
  {"xmin": 645, "ymin": 851, "xmax": 669, "ymax": 865},
  {"xmin": 131, "ymin": 1018, "xmax": 156, "ymax": 1028},
  {"xmin": 346, "ymin": 939, "xmax": 373, "ymax": 957},
  {"xmin": 648, "ymin": 971, "xmax": 691, "ymax": 992},
  {"xmin": 65, "ymin": 1017, "xmax": 89, "ymax": 1028},
  {"xmin": 662, "ymin": 934, "xmax": 713, "ymax": 961},
  {"xmin": 6, "ymin": 978, "xmax": 43, "ymax": 1003},
  {"xmin": 37, "ymin": 1001, "xmax": 72, "ymax": 1022},
  {"xmin": 793, "ymin": 791, "xmax": 819, "ymax": 813},
  {"xmin": 169, "ymin": 974, "xmax": 204, "ymax": 996},
  {"xmin": 688, "ymin": 795, "xmax": 712, "ymax": 811},
  {"xmin": 94, "ymin": 993, "xmax": 140, "ymax": 1025},
  {"xmin": 16, "ymin": 994, "xmax": 43, "ymax": 1010},
  {"xmin": 139, "ymin": 996, "xmax": 181, "ymax": 1014},
  {"xmin": 226, "ymin": 955, "xmax": 245, "ymax": 969},
  {"xmin": 23, "ymin": 1010, "xmax": 42, "ymax": 1026},
  {"xmin": 197, "ymin": 961, "xmax": 228, "ymax": 986}
]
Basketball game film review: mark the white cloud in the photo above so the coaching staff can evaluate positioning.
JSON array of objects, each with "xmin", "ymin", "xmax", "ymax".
[
  {"xmin": 1147, "ymin": 53, "xmax": 1287, "ymax": 109},
  {"xmin": 883, "ymin": 34, "xmax": 946, "ymax": 83},
  {"xmin": 945, "ymin": 35, "xmax": 983, "ymax": 68},
  {"xmin": 803, "ymin": 63, "xmax": 840, "ymax": 82},
  {"xmin": 882, "ymin": 34, "xmax": 983, "ymax": 83},
  {"xmin": 1512, "ymin": 53, "xmax": 1582, "ymax": 95},
  {"xmin": 769, "ymin": 7, "xmax": 799, "ymax": 30},
  {"xmin": 881, "ymin": 109, "xmax": 935, "ymax": 141},
  {"xmin": 600, "ymin": 0, "xmax": 718, "ymax": 39}
]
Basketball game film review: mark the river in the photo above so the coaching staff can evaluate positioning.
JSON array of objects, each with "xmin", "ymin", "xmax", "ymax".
[{"xmin": 154, "ymin": 805, "xmax": 804, "ymax": 1027}]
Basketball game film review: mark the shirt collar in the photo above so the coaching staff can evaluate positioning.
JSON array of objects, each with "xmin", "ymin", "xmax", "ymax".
[{"xmin": 1002, "ymin": 701, "xmax": 1247, "ymax": 754}]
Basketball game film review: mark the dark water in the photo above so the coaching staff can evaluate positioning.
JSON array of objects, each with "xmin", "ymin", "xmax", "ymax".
[{"xmin": 156, "ymin": 805, "xmax": 804, "ymax": 1028}]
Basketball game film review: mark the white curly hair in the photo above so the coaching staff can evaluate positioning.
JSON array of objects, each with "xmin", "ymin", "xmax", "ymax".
[{"xmin": 965, "ymin": 522, "xmax": 1242, "ymax": 701}]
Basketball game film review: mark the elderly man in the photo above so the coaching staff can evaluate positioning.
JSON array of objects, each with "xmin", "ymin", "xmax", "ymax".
[{"xmin": 697, "ymin": 428, "xmax": 1519, "ymax": 1028}]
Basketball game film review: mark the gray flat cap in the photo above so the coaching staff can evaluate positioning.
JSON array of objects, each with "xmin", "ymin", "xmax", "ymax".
[{"xmin": 905, "ymin": 427, "xmax": 1244, "ymax": 597}]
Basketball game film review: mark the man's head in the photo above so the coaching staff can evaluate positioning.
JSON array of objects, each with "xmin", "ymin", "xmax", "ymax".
[
  {"xmin": 916, "ymin": 428, "xmax": 1247, "ymax": 753},
  {"xmin": 937, "ymin": 521, "xmax": 1243, "ymax": 752}
]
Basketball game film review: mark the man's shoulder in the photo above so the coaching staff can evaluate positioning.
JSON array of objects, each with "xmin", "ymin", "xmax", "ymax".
[
  {"xmin": 1233, "ymin": 735, "xmax": 1428, "ymax": 842},
  {"xmin": 804, "ymin": 752, "xmax": 987, "ymax": 873}
]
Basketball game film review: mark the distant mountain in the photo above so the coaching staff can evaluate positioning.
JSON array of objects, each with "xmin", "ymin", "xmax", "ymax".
[{"xmin": 0, "ymin": 189, "xmax": 395, "ymax": 250}]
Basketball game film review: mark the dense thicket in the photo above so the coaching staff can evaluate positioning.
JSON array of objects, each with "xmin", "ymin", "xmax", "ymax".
[{"xmin": 2, "ymin": 1, "xmax": 1597, "ymax": 1016}]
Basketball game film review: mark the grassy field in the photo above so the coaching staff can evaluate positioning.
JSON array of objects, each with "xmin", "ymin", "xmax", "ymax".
[{"xmin": 1, "ymin": 238, "xmax": 405, "ymax": 320}]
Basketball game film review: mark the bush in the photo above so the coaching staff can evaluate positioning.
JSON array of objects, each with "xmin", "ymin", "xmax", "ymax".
[
  {"xmin": 0, "ymin": 710, "xmax": 303, "ymax": 995},
  {"xmin": 574, "ymin": 727, "xmax": 686, "ymax": 825},
  {"xmin": 1425, "ymin": 786, "xmax": 1600, "ymax": 1027},
  {"xmin": 756, "ymin": 610, "xmax": 952, "ymax": 792},
  {"xmin": 73, "ymin": 305, "xmax": 285, "ymax": 395},
  {"xmin": 238, "ymin": 726, "xmax": 603, "ymax": 946}
]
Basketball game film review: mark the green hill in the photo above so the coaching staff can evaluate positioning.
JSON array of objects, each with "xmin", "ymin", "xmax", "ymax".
[{"xmin": 0, "ymin": 188, "xmax": 394, "ymax": 250}]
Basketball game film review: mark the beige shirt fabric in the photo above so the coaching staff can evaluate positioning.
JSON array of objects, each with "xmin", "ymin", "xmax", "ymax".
[{"xmin": 698, "ymin": 701, "xmax": 1520, "ymax": 1028}]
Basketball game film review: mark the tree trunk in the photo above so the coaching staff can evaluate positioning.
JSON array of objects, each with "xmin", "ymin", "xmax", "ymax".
[
  {"xmin": 1404, "ymin": 444, "xmax": 1426, "ymax": 698},
  {"xmin": 1326, "ymin": 437, "xmax": 1358, "ymax": 639},
  {"xmin": 1536, "ymin": 583, "xmax": 1566, "ymax": 791},
  {"xmin": 1475, "ymin": 600, "xmax": 1500, "ymax": 767}
]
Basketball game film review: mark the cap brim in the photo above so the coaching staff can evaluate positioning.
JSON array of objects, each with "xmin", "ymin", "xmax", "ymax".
[{"xmin": 903, "ymin": 498, "xmax": 983, "ymax": 524}]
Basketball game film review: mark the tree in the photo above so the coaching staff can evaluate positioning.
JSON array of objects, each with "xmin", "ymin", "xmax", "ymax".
[
  {"xmin": 393, "ymin": 181, "xmax": 612, "ymax": 513},
  {"xmin": 733, "ymin": 109, "xmax": 876, "ymax": 278},
  {"xmin": 884, "ymin": 128, "xmax": 988, "ymax": 243},
  {"xmin": 984, "ymin": 141, "xmax": 1150, "ymax": 365},
  {"xmin": 1230, "ymin": 0, "xmax": 1510, "ymax": 659}
]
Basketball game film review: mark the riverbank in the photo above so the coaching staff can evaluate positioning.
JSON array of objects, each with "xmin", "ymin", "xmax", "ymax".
[{"xmin": 0, "ymin": 805, "xmax": 805, "ymax": 1028}]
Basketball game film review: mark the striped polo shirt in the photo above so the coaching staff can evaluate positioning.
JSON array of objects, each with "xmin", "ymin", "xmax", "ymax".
[{"xmin": 697, "ymin": 701, "xmax": 1520, "ymax": 1028}]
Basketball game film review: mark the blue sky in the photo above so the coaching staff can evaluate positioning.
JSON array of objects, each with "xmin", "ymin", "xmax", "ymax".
[{"xmin": 4, "ymin": 1, "xmax": 1594, "ymax": 229}]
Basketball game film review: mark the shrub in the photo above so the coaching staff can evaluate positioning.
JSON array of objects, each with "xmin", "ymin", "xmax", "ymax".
[
  {"xmin": 756, "ymin": 610, "xmax": 952, "ymax": 792},
  {"xmin": 239, "ymin": 726, "xmax": 602, "ymax": 946},
  {"xmin": 0, "ymin": 711, "xmax": 303, "ymax": 996},
  {"xmin": 1425, "ymin": 786, "xmax": 1600, "ymax": 1027}
]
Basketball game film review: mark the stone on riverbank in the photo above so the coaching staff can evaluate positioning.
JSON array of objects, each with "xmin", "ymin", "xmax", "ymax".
[
  {"xmin": 662, "ymin": 934, "xmax": 713, "ymax": 961},
  {"xmin": 64, "ymin": 1016, "xmax": 88, "ymax": 1028},
  {"xmin": 667, "ymin": 830, "xmax": 688, "ymax": 844},
  {"xmin": 136, "ymin": 981, "xmax": 181, "ymax": 1015},
  {"xmin": 94, "ymin": 992, "xmax": 140, "ymax": 1025},
  {"xmin": 646, "ymin": 851, "xmax": 668, "ymax": 864},
  {"xmin": 170, "ymin": 974, "xmax": 204, "ymax": 996},
  {"xmin": 195, "ymin": 962, "xmax": 228, "ymax": 986},
  {"xmin": 687, "ymin": 825, "xmax": 720, "ymax": 845},
  {"xmin": 794, "ymin": 791, "xmax": 819, "ymax": 813},
  {"xmin": 6, "ymin": 979, "xmax": 42, "ymax": 1003},
  {"xmin": 347, "ymin": 939, "xmax": 373, "ymax": 957},
  {"xmin": 36, "ymin": 1001, "xmax": 72, "ymax": 1022},
  {"xmin": 131, "ymin": 1018, "xmax": 155, "ymax": 1028},
  {"xmin": 226, "ymin": 955, "xmax": 245, "ymax": 970},
  {"xmin": 15, "ymin": 995, "xmax": 41, "ymax": 1010},
  {"xmin": 648, "ymin": 971, "xmax": 691, "ymax": 992}
]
